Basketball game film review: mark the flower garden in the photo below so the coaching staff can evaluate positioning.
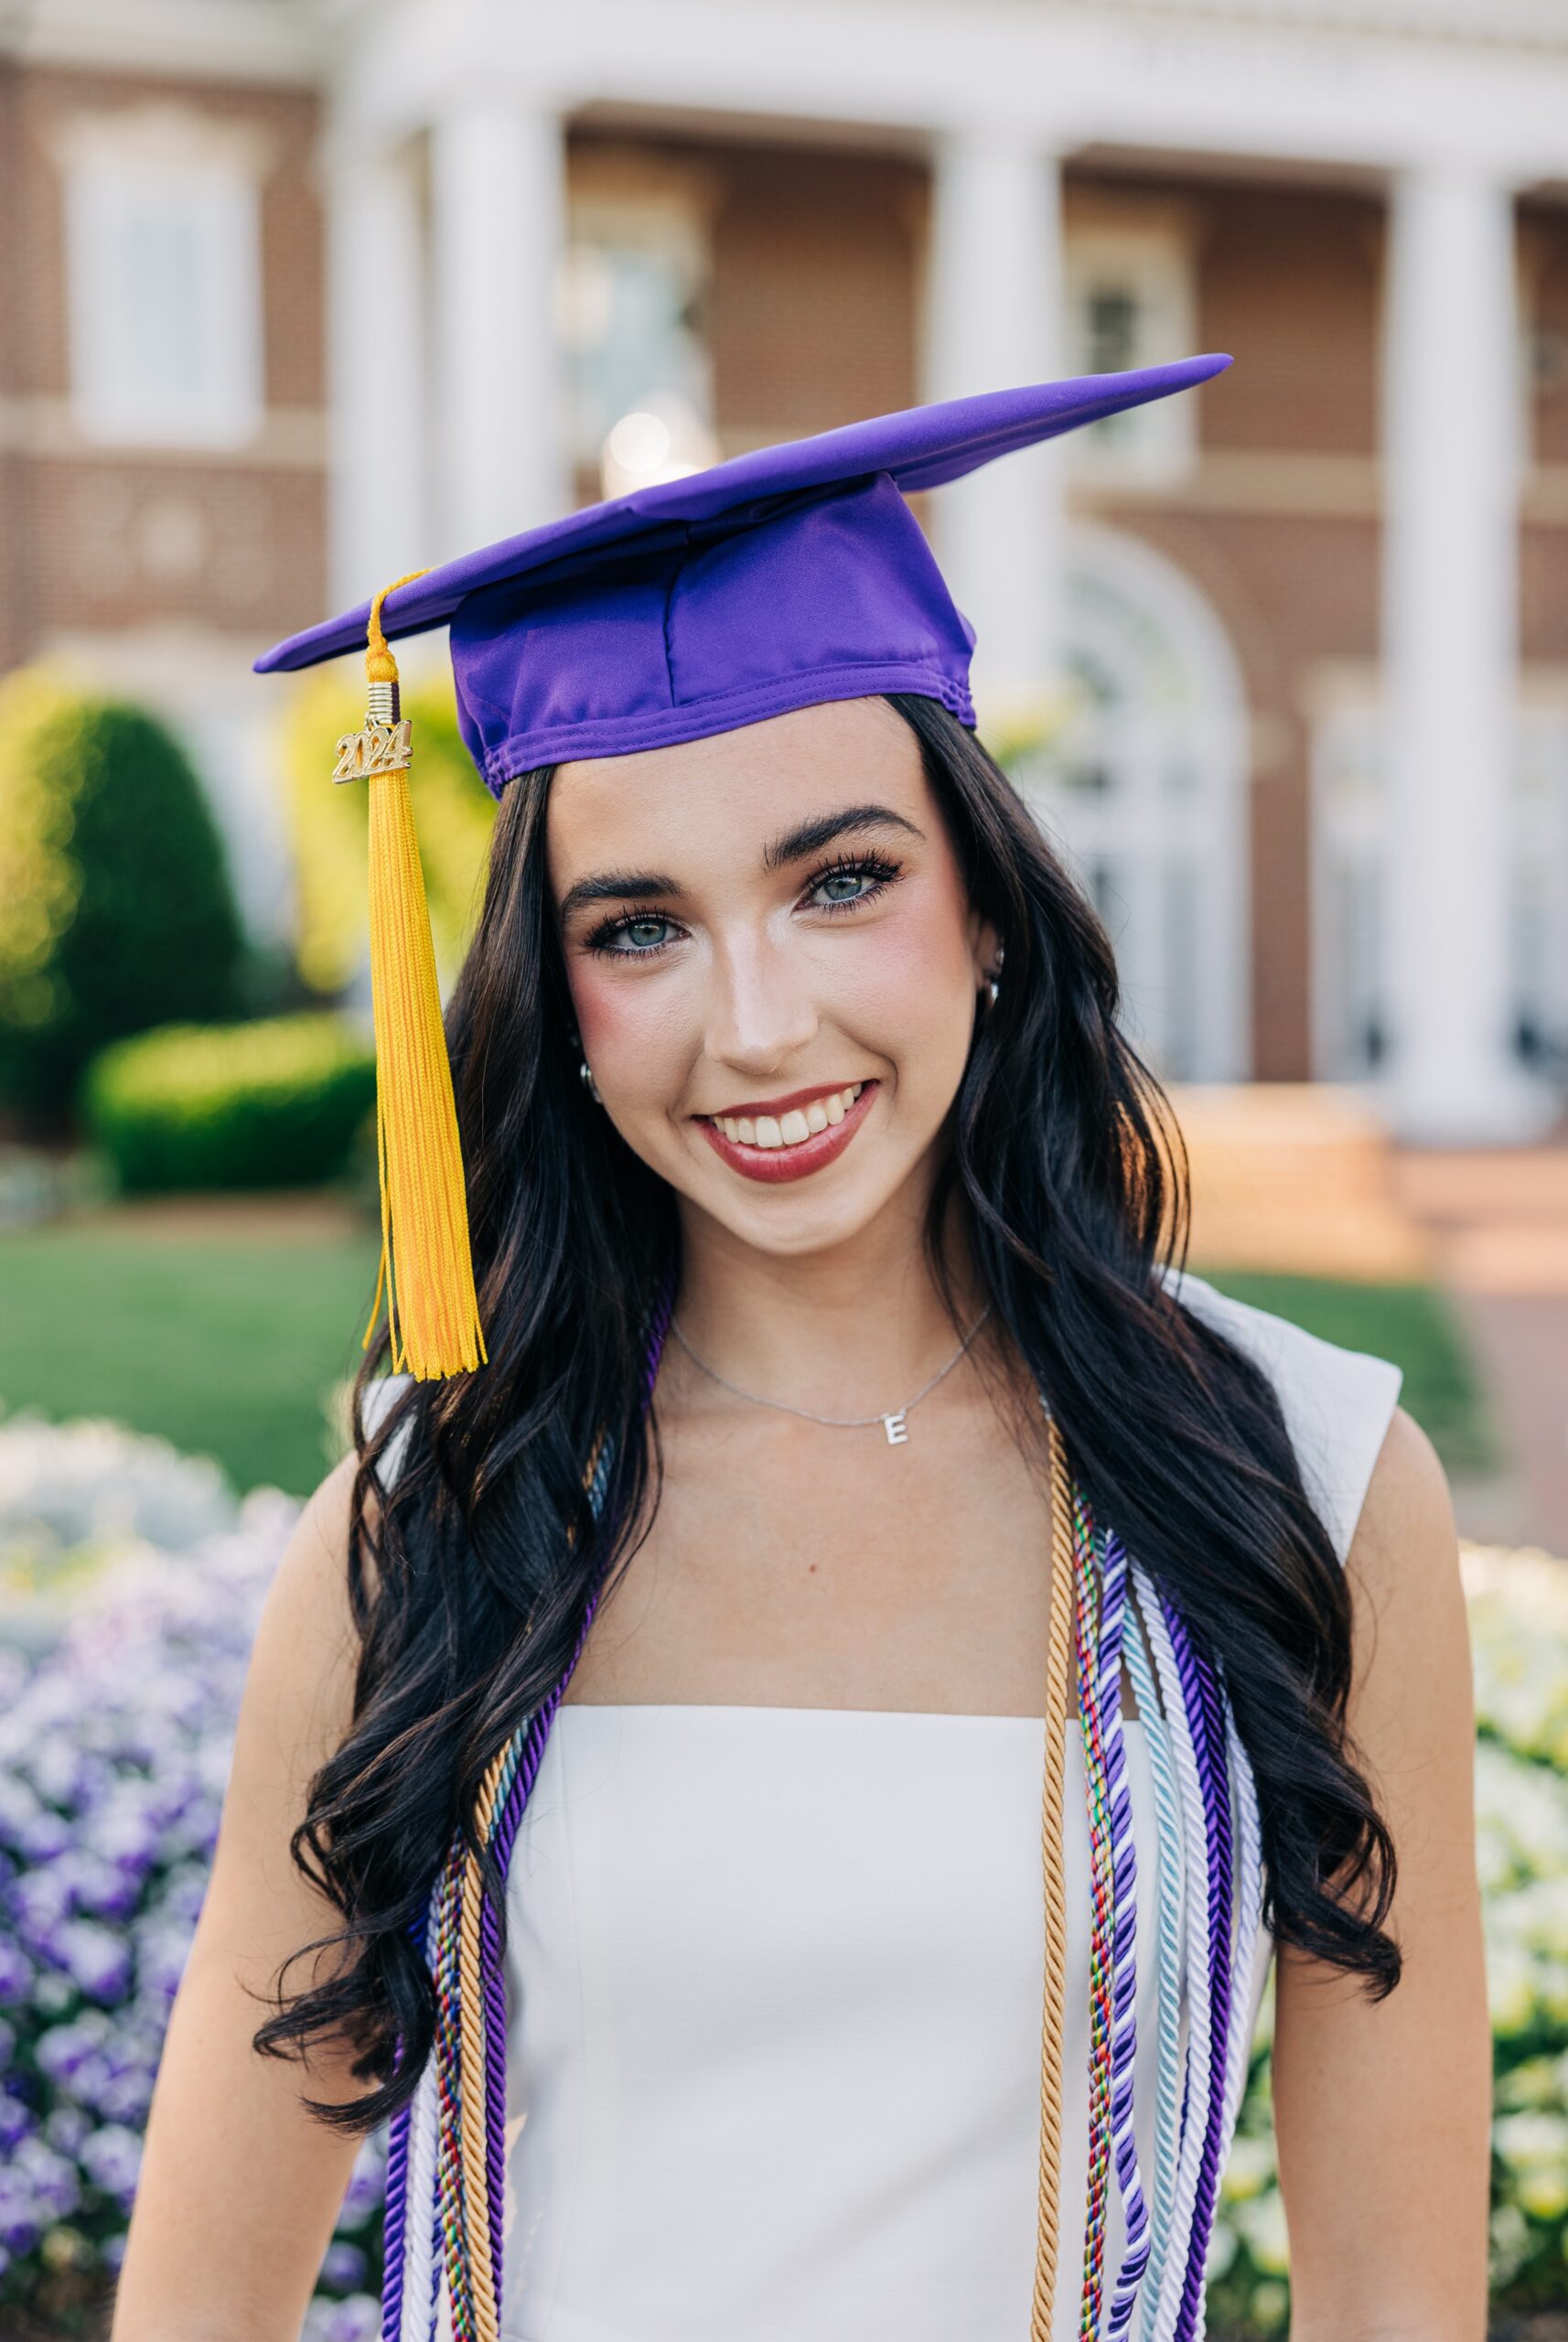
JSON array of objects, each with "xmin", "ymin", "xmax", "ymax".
[
  {"xmin": 0, "ymin": 1419, "xmax": 381, "ymax": 2340},
  {"xmin": 2, "ymin": 1411, "xmax": 1566, "ymax": 2337}
]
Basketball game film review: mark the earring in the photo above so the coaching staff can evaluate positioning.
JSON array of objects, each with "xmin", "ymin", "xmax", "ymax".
[
  {"xmin": 580, "ymin": 1058, "xmax": 602, "ymax": 1104},
  {"xmin": 985, "ymin": 941, "xmax": 1005, "ymax": 1007}
]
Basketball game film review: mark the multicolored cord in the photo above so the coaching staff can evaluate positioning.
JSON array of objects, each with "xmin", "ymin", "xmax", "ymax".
[{"xmin": 1074, "ymin": 1499, "xmax": 1152, "ymax": 2342}]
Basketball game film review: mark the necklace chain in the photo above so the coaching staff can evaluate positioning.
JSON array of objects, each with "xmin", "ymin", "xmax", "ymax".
[{"xmin": 668, "ymin": 1305, "xmax": 992, "ymax": 1445}]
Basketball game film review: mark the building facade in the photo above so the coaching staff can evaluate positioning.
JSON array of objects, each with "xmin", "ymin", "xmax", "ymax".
[{"xmin": 4, "ymin": 0, "xmax": 1568, "ymax": 1138}]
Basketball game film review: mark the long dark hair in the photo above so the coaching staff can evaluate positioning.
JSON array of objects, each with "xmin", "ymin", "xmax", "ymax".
[{"xmin": 255, "ymin": 692, "xmax": 1399, "ymax": 2126}]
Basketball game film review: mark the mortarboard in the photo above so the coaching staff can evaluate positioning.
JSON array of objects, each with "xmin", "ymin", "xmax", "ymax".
[{"xmin": 256, "ymin": 355, "xmax": 1230, "ymax": 1380}]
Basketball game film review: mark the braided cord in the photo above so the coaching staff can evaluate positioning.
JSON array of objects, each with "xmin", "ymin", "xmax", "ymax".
[
  {"xmin": 431, "ymin": 1844, "xmax": 472, "ymax": 2340},
  {"xmin": 456, "ymin": 1759, "xmax": 508, "ymax": 2342},
  {"xmin": 1075, "ymin": 1496, "xmax": 1115, "ymax": 2339},
  {"xmin": 1122, "ymin": 1577, "xmax": 1187, "ymax": 2342},
  {"xmin": 381, "ymin": 2105, "xmax": 410, "ymax": 2339},
  {"xmin": 1140, "ymin": 1580, "xmax": 1215, "ymax": 2342},
  {"xmin": 380, "ymin": 2099, "xmax": 412, "ymax": 2342},
  {"xmin": 1100, "ymin": 1531, "xmax": 1152, "ymax": 2340},
  {"xmin": 1171, "ymin": 1638, "xmax": 1233, "ymax": 2342},
  {"xmin": 1030, "ymin": 1418, "xmax": 1078, "ymax": 2342},
  {"xmin": 399, "ymin": 2014, "xmax": 441, "ymax": 2336}
]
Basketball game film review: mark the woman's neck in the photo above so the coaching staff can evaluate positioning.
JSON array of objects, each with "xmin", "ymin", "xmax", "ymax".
[{"xmin": 671, "ymin": 1182, "xmax": 988, "ymax": 1422}]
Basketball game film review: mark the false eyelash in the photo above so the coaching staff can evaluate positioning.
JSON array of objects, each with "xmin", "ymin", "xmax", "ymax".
[
  {"xmin": 801, "ymin": 852, "xmax": 903, "ymax": 914},
  {"xmin": 583, "ymin": 912, "xmax": 682, "ymax": 960}
]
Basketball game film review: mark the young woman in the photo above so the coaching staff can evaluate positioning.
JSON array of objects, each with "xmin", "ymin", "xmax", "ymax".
[{"xmin": 113, "ymin": 367, "xmax": 1489, "ymax": 2342}]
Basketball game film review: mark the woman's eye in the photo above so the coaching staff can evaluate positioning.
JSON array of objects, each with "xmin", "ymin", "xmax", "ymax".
[
  {"xmin": 619, "ymin": 918, "xmax": 675, "ymax": 951},
  {"xmin": 809, "ymin": 862, "xmax": 893, "ymax": 910},
  {"xmin": 598, "ymin": 915, "xmax": 678, "ymax": 954}
]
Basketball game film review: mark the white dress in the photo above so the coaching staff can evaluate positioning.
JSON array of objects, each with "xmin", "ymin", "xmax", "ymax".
[{"xmin": 442, "ymin": 1276, "xmax": 1402, "ymax": 2342}]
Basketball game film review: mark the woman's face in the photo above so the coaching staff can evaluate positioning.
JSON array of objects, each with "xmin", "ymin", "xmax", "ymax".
[{"xmin": 547, "ymin": 697, "xmax": 996, "ymax": 1260}]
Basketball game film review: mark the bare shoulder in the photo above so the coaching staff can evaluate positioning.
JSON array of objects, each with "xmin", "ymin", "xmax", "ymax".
[
  {"xmin": 229, "ymin": 1452, "xmax": 374, "ymax": 1816},
  {"xmin": 1340, "ymin": 1405, "xmax": 1472, "ymax": 1778},
  {"xmin": 1344, "ymin": 1404, "xmax": 1458, "ymax": 1611}
]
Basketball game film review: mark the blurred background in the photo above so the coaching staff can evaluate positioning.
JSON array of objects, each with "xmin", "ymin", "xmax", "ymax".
[{"xmin": 2, "ymin": 2, "xmax": 1568, "ymax": 2336}]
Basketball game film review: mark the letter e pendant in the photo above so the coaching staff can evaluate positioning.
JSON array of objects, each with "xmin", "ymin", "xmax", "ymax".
[{"xmin": 883, "ymin": 1412, "xmax": 909, "ymax": 1447}]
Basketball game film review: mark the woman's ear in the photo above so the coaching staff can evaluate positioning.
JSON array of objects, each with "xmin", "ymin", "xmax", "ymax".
[{"xmin": 967, "ymin": 907, "xmax": 1004, "ymax": 991}]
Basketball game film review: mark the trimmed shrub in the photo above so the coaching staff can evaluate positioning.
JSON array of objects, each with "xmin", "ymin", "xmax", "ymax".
[
  {"xmin": 81, "ymin": 1015, "xmax": 375, "ymax": 1193},
  {"xmin": 0, "ymin": 671, "xmax": 242, "ymax": 1123}
]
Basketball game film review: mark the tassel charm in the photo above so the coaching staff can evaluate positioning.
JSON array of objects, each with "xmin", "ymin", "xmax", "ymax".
[
  {"xmin": 345, "ymin": 575, "xmax": 487, "ymax": 1380},
  {"xmin": 333, "ymin": 689, "xmax": 413, "ymax": 783}
]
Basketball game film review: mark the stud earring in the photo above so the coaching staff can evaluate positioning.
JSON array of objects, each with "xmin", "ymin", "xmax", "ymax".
[{"xmin": 579, "ymin": 1058, "xmax": 602, "ymax": 1104}]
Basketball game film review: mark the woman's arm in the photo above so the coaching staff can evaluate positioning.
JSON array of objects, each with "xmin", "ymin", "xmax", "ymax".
[
  {"xmin": 1271, "ymin": 1406, "xmax": 1490, "ymax": 2341},
  {"xmin": 111, "ymin": 1455, "xmax": 376, "ymax": 2342}
]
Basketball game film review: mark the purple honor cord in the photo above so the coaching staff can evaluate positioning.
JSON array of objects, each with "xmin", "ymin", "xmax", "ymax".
[
  {"xmin": 1163, "ymin": 1603, "xmax": 1233, "ymax": 2342},
  {"xmin": 1099, "ymin": 1531, "xmax": 1154, "ymax": 2339}
]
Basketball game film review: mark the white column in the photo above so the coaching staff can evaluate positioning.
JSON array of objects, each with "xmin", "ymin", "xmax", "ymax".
[
  {"xmin": 429, "ymin": 97, "xmax": 568, "ymax": 556},
  {"xmin": 1381, "ymin": 163, "xmax": 1549, "ymax": 1141},
  {"xmin": 327, "ymin": 138, "xmax": 429, "ymax": 607},
  {"xmin": 922, "ymin": 127, "xmax": 1065, "ymax": 725}
]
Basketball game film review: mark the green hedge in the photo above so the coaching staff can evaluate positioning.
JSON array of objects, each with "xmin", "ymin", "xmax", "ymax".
[
  {"xmin": 0, "ymin": 671, "xmax": 242, "ymax": 1123},
  {"xmin": 81, "ymin": 1015, "xmax": 375, "ymax": 1193}
]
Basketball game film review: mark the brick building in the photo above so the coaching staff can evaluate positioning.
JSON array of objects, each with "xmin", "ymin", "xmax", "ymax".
[{"xmin": 3, "ymin": 0, "xmax": 1567, "ymax": 1137}]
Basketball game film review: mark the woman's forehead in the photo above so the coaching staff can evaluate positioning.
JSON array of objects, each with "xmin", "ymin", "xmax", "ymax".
[{"xmin": 546, "ymin": 698, "xmax": 928, "ymax": 874}]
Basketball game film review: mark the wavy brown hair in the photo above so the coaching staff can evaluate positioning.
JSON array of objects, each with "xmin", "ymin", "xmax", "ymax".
[{"xmin": 254, "ymin": 692, "xmax": 1398, "ymax": 2126}]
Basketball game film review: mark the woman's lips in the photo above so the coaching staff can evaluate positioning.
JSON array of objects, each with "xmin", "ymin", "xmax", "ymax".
[{"xmin": 697, "ymin": 1080, "xmax": 878, "ymax": 1185}]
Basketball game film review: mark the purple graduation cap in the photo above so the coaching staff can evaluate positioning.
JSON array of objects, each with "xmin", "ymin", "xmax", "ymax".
[
  {"xmin": 255, "ymin": 355, "xmax": 1229, "ymax": 1383},
  {"xmin": 258, "ymin": 355, "xmax": 1229, "ymax": 793}
]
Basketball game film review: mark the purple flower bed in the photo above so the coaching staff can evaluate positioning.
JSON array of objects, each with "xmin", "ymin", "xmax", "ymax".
[{"xmin": 0, "ymin": 1441, "xmax": 383, "ymax": 2337}]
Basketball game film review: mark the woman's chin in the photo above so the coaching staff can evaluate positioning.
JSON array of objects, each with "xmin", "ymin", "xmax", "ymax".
[{"xmin": 684, "ymin": 1140, "xmax": 936, "ymax": 1262}]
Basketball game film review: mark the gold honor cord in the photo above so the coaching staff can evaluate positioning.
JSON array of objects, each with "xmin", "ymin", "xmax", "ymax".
[
  {"xmin": 1032, "ymin": 1416, "xmax": 1076, "ymax": 2340},
  {"xmin": 459, "ymin": 1757, "xmax": 503, "ymax": 2342}
]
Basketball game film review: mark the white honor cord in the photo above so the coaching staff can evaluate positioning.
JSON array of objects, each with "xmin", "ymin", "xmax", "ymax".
[
  {"xmin": 398, "ymin": 1873, "xmax": 444, "ymax": 2342},
  {"xmin": 1136, "ymin": 1560, "xmax": 1215, "ymax": 2342}
]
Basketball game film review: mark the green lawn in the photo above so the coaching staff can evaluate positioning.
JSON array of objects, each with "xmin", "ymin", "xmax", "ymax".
[
  {"xmin": 0, "ymin": 1222, "xmax": 381, "ymax": 1497},
  {"xmin": 1200, "ymin": 1268, "xmax": 1498, "ymax": 1479},
  {"xmin": 0, "ymin": 1221, "xmax": 1498, "ymax": 1497}
]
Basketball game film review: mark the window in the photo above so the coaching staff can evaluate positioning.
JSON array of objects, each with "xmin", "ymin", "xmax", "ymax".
[
  {"xmin": 1004, "ymin": 526, "xmax": 1250, "ymax": 1083},
  {"xmin": 1310, "ymin": 704, "xmax": 1568, "ymax": 1082},
  {"xmin": 66, "ymin": 150, "xmax": 262, "ymax": 448},
  {"xmin": 1063, "ymin": 223, "xmax": 1198, "ymax": 487},
  {"xmin": 559, "ymin": 188, "xmax": 716, "ymax": 497}
]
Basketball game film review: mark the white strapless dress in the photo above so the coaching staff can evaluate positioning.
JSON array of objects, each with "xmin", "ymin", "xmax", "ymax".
[{"xmin": 431, "ymin": 1278, "xmax": 1402, "ymax": 2342}]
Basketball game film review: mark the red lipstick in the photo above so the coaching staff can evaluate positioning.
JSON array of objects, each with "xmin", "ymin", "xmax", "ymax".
[{"xmin": 697, "ymin": 1080, "xmax": 878, "ymax": 1185}]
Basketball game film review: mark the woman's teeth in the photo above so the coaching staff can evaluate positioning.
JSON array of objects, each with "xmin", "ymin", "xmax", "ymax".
[{"xmin": 712, "ymin": 1084, "xmax": 865, "ymax": 1150}]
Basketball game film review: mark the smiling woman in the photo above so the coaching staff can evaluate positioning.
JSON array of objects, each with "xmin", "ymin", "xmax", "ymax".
[
  {"xmin": 113, "ymin": 368, "xmax": 1488, "ymax": 2342},
  {"xmin": 551, "ymin": 705, "xmax": 990, "ymax": 1233}
]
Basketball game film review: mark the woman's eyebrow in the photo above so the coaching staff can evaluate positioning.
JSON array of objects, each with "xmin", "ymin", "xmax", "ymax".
[
  {"xmin": 557, "ymin": 868, "xmax": 681, "ymax": 924},
  {"xmin": 761, "ymin": 803, "xmax": 925, "ymax": 870},
  {"xmin": 557, "ymin": 805, "xmax": 923, "ymax": 923}
]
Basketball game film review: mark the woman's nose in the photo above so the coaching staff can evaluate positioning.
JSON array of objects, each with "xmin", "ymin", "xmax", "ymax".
[{"xmin": 704, "ymin": 932, "xmax": 820, "ymax": 1074}]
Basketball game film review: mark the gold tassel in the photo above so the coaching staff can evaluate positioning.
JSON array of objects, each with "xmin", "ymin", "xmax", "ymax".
[{"xmin": 335, "ymin": 575, "xmax": 487, "ymax": 1380}]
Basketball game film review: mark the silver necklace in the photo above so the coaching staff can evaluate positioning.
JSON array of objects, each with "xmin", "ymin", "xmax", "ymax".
[{"xmin": 669, "ymin": 1305, "xmax": 992, "ymax": 1448}]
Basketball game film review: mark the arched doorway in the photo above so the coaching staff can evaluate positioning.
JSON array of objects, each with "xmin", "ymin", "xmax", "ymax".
[{"xmin": 1004, "ymin": 525, "xmax": 1251, "ymax": 1083}]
